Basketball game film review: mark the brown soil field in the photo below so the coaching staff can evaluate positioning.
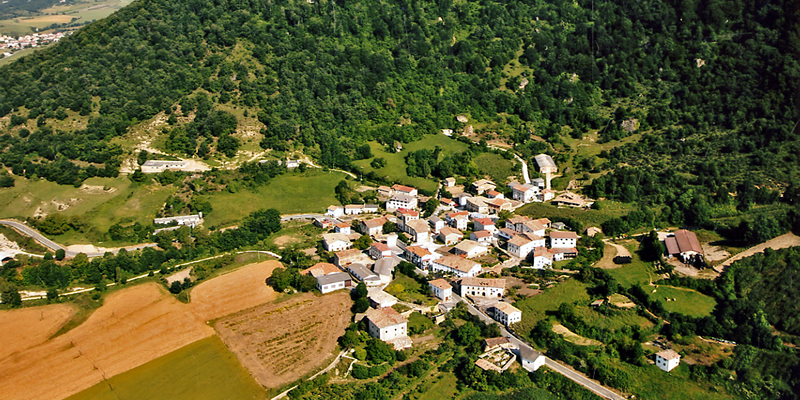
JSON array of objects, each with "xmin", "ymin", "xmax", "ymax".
[
  {"xmin": 716, "ymin": 232, "xmax": 800, "ymax": 271},
  {"xmin": 215, "ymin": 291, "xmax": 352, "ymax": 388},
  {"xmin": 189, "ymin": 260, "xmax": 281, "ymax": 321},
  {"xmin": 0, "ymin": 303, "xmax": 75, "ymax": 360},
  {"xmin": 0, "ymin": 260, "xmax": 283, "ymax": 400}
]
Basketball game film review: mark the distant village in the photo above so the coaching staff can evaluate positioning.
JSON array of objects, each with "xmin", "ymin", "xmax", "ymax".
[{"xmin": 0, "ymin": 32, "xmax": 69, "ymax": 59}]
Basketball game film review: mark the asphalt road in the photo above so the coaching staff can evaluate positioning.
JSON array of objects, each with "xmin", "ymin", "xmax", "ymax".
[
  {"xmin": 452, "ymin": 293, "xmax": 624, "ymax": 400},
  {"xmin": 0, "ymin": 219, "xmax": 156, "ymax": 258}
]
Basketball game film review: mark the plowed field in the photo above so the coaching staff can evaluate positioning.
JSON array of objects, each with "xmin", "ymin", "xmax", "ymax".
[
  {"xmin": 0, "ymin": 260, "xmax": 282, "ymax": 400},
  {"xmin": 215, "ymin": 291, "xmax": 352, "ymax": 388}
]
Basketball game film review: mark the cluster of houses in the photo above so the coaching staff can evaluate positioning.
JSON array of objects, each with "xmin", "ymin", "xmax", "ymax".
[{"xmin": 1, "ymin": 32, "xmax": 68, "ymax": 58}]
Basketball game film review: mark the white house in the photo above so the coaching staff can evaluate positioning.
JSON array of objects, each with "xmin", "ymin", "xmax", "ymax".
[
  {"xmin": 446, "ymin": 212, "xmax": 469, "ymax": 231},
  {"xmin": 550, "ymin": 231, "xmax": 578, "ymax": 248},
  {"xmin": 473, "ymin": 218, "xmax": 496, "ymax": 233},
  {"xmin": 505, "ymin": 216, "xmax": 546, "ymax": 237},
  {"xmin": 507, "ymin": 235, "xmax": 536, "ymax": 259},
  {"xmin": 430, "ymin": 256, "xmax": 482, "ymax": 277},
  {"xmin": 492, "ymin": 302, "xmax": 522, "ymax": 326},
  {"xmin": 316, "ymin": 272, "xmax": 352, "ymax": 294},
  {"xmin": 396, "ymin": 208, "xmax": 420, "ymax": 225},
  {"xmin": 470, "ymin": 230, "xmax": 493, "ymax": 244},
  {"xmin": 452, "ymin": 240, "xmax": 489, "ymax": 259},
  {"xmin": 326, "ymin": 205, "xmax": 345, "ymax": 218},
  {"xmin": 334, "ymin": 222, "xmax": 352, "ymax": 234},
  {"xmin": 439, "ymin": 227, "xmax": 463, "ymax": 245},
  {"xmin": 386, "ymin": 193, "xmax": 418, "ymax": 211},
  {"xmin": 348, "ymin": 263, "xmax": 381, "ymax": 286},
  {"xmin": 141, "ymin": 160, "xmax": 187, "ymax": 173},
  {"xmin": 428, "ymin": 216, "xmax": 445, "ymax": 234},
  {"xmin": 655, "ymin": 349, "xmax": 681, "ymax": 372},
  {"xmin": 361, "ymin": 217, "xmax": 387, "ymax": 236},
  {"xmin": 322, "ymin": 233, "xmax": 352, "ymax": 252},
  {"xmin": 391, "ymin": 184, "xmax": 418, "ymax": 197},
  {"xmin": 368, "ymin": 291, "xmax": 398, "ymax": 309},
  {"xmin": 532, "ymin": 248, "xmax": 554, "ymax": 269},
  {"xmin": 518, "ymin": 347, "xmax": 546, "ymax": 372},
  {"xmin": 369, "ymin": 242, "xmax": 393, "ymax": 259},
  {"xmin": 471, "ymin": 179, "xmax": 496, "ymax": 195},
  {"xmin": 405, "ymin": 245, "xmax": 437, "ymax": 268},
  {"xmin": 428, "ymin": 278, "xmax": 453, "ymax": 301},
  {"xmin": 365, "ymin": 307, "xmax": 409, "ymax": 342},
  {"xmin": 405, "ymin": 219, "xmax": 430, "ymax": 243},
  {"xmin": 460, "ymin": 277, "xmax": 505, "ymax": 298},
  {"xmin": 153, "ymin": 213, "xmax": 204, "ymax": 228},
  {"xmin": 511, "ymin": 184, "xmax": 540, "ymax": 203},
  {"xmin": 443, "ymin": 177, "xmax": 456, "ymax": 187}
]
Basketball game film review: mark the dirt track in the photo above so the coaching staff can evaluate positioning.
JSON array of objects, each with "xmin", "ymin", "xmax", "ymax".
[
  {"xmin": 715, "ymin": 232, "xmax": 800, "ymax": 271},
  {"xmin": 0, "ymin": 260, "xmax": 283, "ymax": 400}
]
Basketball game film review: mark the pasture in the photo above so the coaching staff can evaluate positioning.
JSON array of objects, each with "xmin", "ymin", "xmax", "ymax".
[
  {"xmin": 474, "ymin": 152, "xmax": 518, "ymax": 185},
  {"xmin": 352, "ymin": 134, "xmax": 469, "ymax": 192},
  {"xmin": 65, "ymin": 336, "xmax": 264, "ymax": 400},
  {"xmin": 514, "ymin": 279, "xmax": 590, "ymax": 335},
  {"xmin": 205, "ymin": 169, "xmax": 346, "ymax": 227},
  {"xmin": 644, "ymin": 285, "xmax": 717, "ymax": 318},
  {"xmin": 516, "ymin": 200, "xmax": 633, "ymax": 230}
]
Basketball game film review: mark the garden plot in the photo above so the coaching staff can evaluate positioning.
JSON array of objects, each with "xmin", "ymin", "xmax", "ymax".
[{"xmin": 214, "ymin": 291, "xmax": 352, "ymax": 388}]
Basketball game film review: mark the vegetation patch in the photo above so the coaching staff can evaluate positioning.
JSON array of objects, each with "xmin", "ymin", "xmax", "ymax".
[
  {"xmin": 64, "ymin": 336, "xmax": 265, "ymax": 400},
  {"xmin": 644, "ymin": 285, "xmax": 717, "ymax": 318},
  {"xmin": 514, "ymin": 279, "xmax": 590, "ymax": 335}
]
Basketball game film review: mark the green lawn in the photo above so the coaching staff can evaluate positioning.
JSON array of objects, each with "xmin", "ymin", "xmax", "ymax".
[
  {"xmin": 516, "ymin": 200, "xmax": 633, "ymax": 230},
  {"xmin": 205, "ymin": 169, "xmax": 347, "ymax": 227},
  {"xmin": 606, "ymin": 243, "xmax": 657, "ymax": 287},
  {"xmin": 644, "ymin": 285, "xmax": 717, "ymax": 318},
  {"xmin": 514, "ymin": 279, "xmax": 590, "ymax": 335},
  {"xmin": 352, "ymin": 134, "xmax": 469, "ymax": 192},
  {"xmin": 474, "ymin": 152, "xmax": 518, "ymax": 186},
  {"xmin": 417, "ymin": 372, "xmax": 460, "ymax": 400},
  {"xmin": 385, "ymin": 273, "xmax": 438, "ymax": 307},
  {"xmin": 65, "ymin": 336, "xmax": 265, "ymax": 400},
  {"xmin": 617, "ymin": 361, "xmax": 737, "ymax": 400}
]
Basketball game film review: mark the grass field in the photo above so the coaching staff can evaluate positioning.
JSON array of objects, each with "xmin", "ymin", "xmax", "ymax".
[
  {"xmin": 606, "ymin": 242, "xmax": 657, "ymax": 288},
  {"xmin": 265, "ymin": 221, "xmax": 324, "ymax": 250},
  {"xmin": 644, "ymin": 285, "xmax": 717, "ymax": 317},
  {"xmin": 352, "ymin": 134, "xmax": 469, "ymax": 192},
  {"xmin": 474, "ymin": 152, "xmax": 518, "ymax": 185},
  {"xmin": 516, "ymin": 200, "xmax": 633, "ymax": 230},
  {"xmin": 417, "ymin": 372, "xmax": 459, "ymax": 400},
  {"xmin": 514, "ymin": 279, "xmax": 590, "ymax": 335},
  {"xmin": 65, "ymin": 336, "xmax": 265, "ymax": 400},
  {"xmin": 617, "ymin": 361, "xmax": 737, "ymax": 400},
  {"xmin": 205, "ymin": 169, "xmax": 346, "ymax": 226},
  {"xmin": 575, "ymin": 306, "xmax": 654, "ymax": 331},
  {"xmin": 385, "ymin": 273, "xmax": 438, "ymax": 307}
]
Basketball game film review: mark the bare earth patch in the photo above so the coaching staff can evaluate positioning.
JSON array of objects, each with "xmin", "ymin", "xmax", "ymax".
[
  {"xmin": 0, "ymin": 303, "xmax": 75, "ymax": 360},
  {"xmin": 273, "ymin": 235, "xmax": 299, "ymax": 247},
  {"xmin": 552, "ymin": 324, "xmax": 603, "ymax": 346},
  {"xmin": 0, "ymin": 260, "xmax": 282, "ymax": 400},
  {"xmin": 215, "ymin": 291, "xmax": 352, "ymax": 388},
  {"xmin": 715, "ymin": 232, "xmax": 800, "ymax": 272},
  {"xmin": 608, "ymin": 293, "xmax": 636, "ymax": 309}
]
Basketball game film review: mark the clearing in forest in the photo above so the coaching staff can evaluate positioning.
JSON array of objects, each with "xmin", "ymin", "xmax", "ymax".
[{"xmin": 214, "ymin": 291, "xmax": 352, "ymax": 388}]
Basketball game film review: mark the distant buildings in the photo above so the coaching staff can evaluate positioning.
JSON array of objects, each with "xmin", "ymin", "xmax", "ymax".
[
  {"xmin": 141, "ymin": 160, "xmax": 187, "ymax": 173},
  {"xmin": 153, "ymin": 213, "xmax": 204, "ymax": 228}
]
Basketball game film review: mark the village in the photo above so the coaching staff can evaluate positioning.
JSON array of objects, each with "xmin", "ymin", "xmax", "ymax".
[{"xmin": 0, "ymin": 31, "xmax": 69, "ymax": 59}]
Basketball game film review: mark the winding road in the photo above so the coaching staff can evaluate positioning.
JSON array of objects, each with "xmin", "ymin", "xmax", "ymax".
[{"xmin": 453, "ymin": 293, "xmax": 624, "ymax": 400}]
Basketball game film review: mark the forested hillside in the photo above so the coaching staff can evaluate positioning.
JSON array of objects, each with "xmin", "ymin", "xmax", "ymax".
[{"xmin": 0, "ymin": 0, "xmax": 798, "ymax": 192}]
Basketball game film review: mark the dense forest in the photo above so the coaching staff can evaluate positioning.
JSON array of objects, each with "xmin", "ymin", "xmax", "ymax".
[{"xmin": 0, "ymin": 0, "xmax": 797, "ymax": 193}]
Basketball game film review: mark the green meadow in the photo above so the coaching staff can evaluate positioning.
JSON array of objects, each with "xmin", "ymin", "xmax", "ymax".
[{"xmin": 65, "ymin": 336, "xmax": 265, "ymax": 400}]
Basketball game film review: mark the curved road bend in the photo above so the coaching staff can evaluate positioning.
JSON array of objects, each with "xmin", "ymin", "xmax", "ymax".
[
  {"xmin": 1, "ymin": 219, "xmax": 155, "ymax": 258},
  {"xmin": 452, "ymin": 293, "xmax": 624, "ymax": 400}
]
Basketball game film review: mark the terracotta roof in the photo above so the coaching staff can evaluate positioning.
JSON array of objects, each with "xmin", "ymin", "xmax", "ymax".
[
  {"xmin": 335, "ymin": 249, "xmax": 362, "ymax": 259},
  {"xmin": 487, "ymin": 190, "xmax": 501, "ymax": 197},
  {"xmin": 461, "ymin": 277, "xmax": 505, "ymax": 288},
  {"xmin": 434, "ymin": 256, "xmax": 481, "ymax": 273},
  {"xmin": 392, "ymin": 184, "xmax": 416, "ymax": 193},
  {"xmin": 441, "ymin": 198, "xmax": 456, "ymax": 206},
  {"xmin": 371, "ymin": 243, "xmax": 390, "ymax": 252},
  {"xmin": 523, "ymin": 220, "xmax": 546, "ymax": 232},
  {"xmin": 499, "ymin": 228, "xmax": 517, "ymax": 236},
  {"xmin": 507, "ymin": 216, "xmax": 531, "ymax": 225},
  {"xmin": 345, "ymin": 204, "xmax": 364, "ymax": 210},
  {"xmin": 301, "ymin": 262, "xmax": 341, "ymax": 277},
  {"xmin": 406, "ymin": 245, "xmax": 431, "ymax": 257},
  {"xmin": 405, "ymin": 219, "xmax": 430, "ymax": 233},
  {"xmin": 323, "ymin": 233, "xmax": 351, "ymax": 243},
  {"xmin": 474, "ymin": 218, "xmax": 494, "ymax": 226},
  {"xmin": 397, "ymin": 208, "xmax": 419, "ymax": 217},
  {"xmin": 665, "ymin": 236, "xmax": 680, "ymax": 255},
  {"xmin": 428, "ymin": 279, "xmax": 452, "ymax": 290},
  {"xmin": 366, "ymin": 307, "xmax": 407, "ymax": 328},
  {"xmin": 550, "ymin": 231, "xmax": 578, "ymax": 239},
  {"xmin": 472, "ymin": 230, "xmax": 492, "ymax": 239},
  {"xmin": 439, "ymin": 227, "xmax": 463, "ymax": 237},
  {"xmin": 363, "ymin": 217, "xmax": 388, "ymax": 229},
  {"xmin": 335, "ymin": 222, "xmax": 351, "ymax": 228},
  {"xmin": 674, "ymin": 230, "xmax": 702, "ymax": 254},
  {"xmin": 508, "ymin": 235, "xmax": 532, "ymax": 246},
  {"xmin": 519, "ymin": 233, "xmax": 544, "ymax": 241},
  {"xmin": 656, "ymin": 349, "xmax": 681, "ymax": 361},
  {"xmin": 453, "ymin": 240, "xmax": 486, "ymax": 254},
  {"xmin": 447, "ymin": 211, "xmax": 469, "ymax": 218},
  {"xmin": 548, "ymin": 247, "xmax": 578, "ymax": 254},
  {"xmin": 534, "ymin": 218, "xmax": 551, "ymax": 225},
  {"xmin": 484, "ymin": 337, "xmax": 511, "ymax": 348}
]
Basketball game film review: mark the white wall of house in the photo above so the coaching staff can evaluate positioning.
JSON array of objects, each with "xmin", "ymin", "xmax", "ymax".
[{"xmin": 551, "ymin": 237, "xmax": 577, "ymax": 248}]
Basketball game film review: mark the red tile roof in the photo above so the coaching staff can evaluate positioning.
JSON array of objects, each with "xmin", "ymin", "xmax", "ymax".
[{"xmin": 674, "ymin": 229, "xmax": 702, "ymax": 254}]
